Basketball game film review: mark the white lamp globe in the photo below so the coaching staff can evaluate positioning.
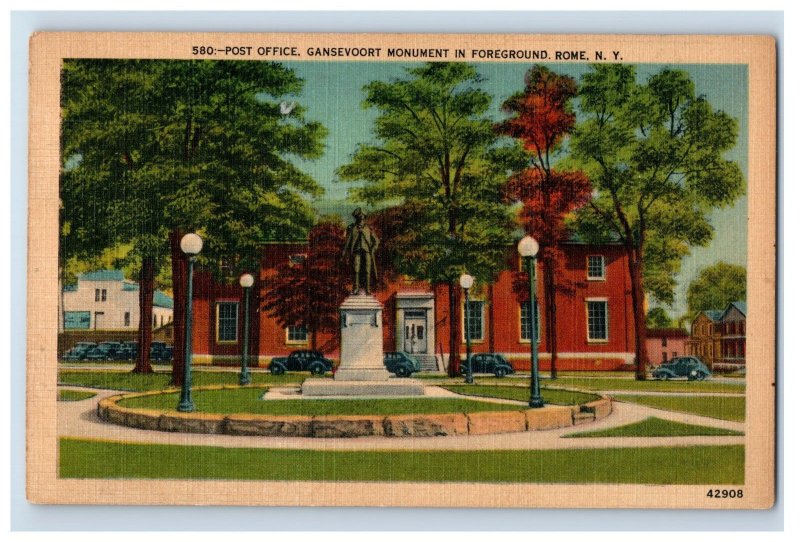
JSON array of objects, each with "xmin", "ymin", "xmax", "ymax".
[
  {"xmin": 517, "ymin": 235, "xmax": 539, "ymax": 258},
  {"xmin": 239, "ymin": 273, "xmax": 254, "ymax": 288},
  {"xmin": 459, "ymin": 273, "xmax": 475, "ymax": 290},
  {"xmin": 180, "ymin": 233, "xmax": 203, "ymax": 255}
]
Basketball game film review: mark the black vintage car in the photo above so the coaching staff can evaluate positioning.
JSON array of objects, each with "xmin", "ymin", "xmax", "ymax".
[
  {"xmin": 84, "ymin": 341, "xmax": 123, "ymax": 361},
  {"xmin": 460, "ymin": 353, "xmax": 515, "ymax": 378},
  {"xmin": 62, "ymin": 342, "xmax": 97, "ymax": 361},
  {"xmin": 652, "ymin": 356, "xmax": 712, "ymax": 381},
  {"xmin": 269, "ymin": 350, "xmax": 333, "ymax": 376},
  {"xmin": 383, "ymin": 352, "xmax": 421, "ymax": 377},
  {"xmin": 149, "ymin": 341, "xmax": 173, "ymax": 363}
]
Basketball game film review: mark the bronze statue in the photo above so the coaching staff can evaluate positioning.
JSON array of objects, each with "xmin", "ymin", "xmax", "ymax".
[{"xmin": 342, "ymin": 207, "xmax": 379, "ymax": 295}]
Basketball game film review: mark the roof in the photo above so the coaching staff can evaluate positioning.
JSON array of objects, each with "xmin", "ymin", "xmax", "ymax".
[
  {"xmin": 700, "ymin": 310, "xmax": 724, "ymax": 322},
  {"xmin": 63, "ymin": 284, "xmax": 78, "ymax": 292},
  {"xmin": 153, "ymin": 291, "xmax": 174, "ymax": 309},
  {"xmin": 79, "ymin": 270, "xmax": 124, "ymax": 282},
  {"xmin": 731, "ymin": 301, "xmax": 747, "ymax": 315}
]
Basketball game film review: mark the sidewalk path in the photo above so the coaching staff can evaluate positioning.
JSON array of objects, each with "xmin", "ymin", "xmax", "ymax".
[{"xmin": 58, "ymin": 386, "xmax": 745, "ymax": 451}]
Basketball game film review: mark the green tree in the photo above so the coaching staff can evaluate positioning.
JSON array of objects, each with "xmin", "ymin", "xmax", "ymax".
[
  {"xmin": 646, "ymin": 307, "xmax": 673, "ymax": 329},
  {"xmin": 687, "ymin": 262, "xmax": 746, "ymax": 313},
  {"xmin": 338, "ymin": 62, "xmax": 526, "ymax": 376},
  {"xmin": 571, "ymin": 65, "xmax": 744, "ymax": 379},
  {"xmin": 61, "ymin": 59, "xmax": 326, "ymax": 380}
]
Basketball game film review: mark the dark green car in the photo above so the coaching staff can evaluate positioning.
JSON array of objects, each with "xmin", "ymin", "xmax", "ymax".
[
  {"xmin": 383, "ymin": 352, "xmax": 421, "ymax": 377},
  {"xmin": 652, "ymin": 356, "xmax": 712, "ymax": 381},
  {"xmin": 461, "ymin": 353, "xmax": 515, "ymax": 378}
]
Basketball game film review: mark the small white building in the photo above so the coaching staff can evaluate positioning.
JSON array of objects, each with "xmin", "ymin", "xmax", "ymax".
[{"xmin": 62, "ymin": 270, "xmax": 173, "ymax": 330}]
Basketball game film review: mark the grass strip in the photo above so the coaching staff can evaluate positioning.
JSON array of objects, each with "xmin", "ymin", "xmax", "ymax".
[
  {"xmin": 57, "ymin": 370, "xmax": 307, "ymax": 391},
  {"xmin": 59, "ymin": 438, "xmax": 744, "ymax": 485},
  {"xmin": 442, "ymin": 384, "xmax": 599, "ymax": 405},
  {"xmin": 58, "ymin": 389, "xmax": 97, "ymax": 401},
  {"xmin": 614, "ymin": 395, "xmax": 745, "ymax": 422},
  {"xmin": 551, "ymin": 377, "xmax": 744, "ymax": 394},
  {"xmin": 117, "ymin": 388, "xmax": 523, "ymax": 415},
  {"xmin": 564, "ymin": 416, "xmax": 744, "ymax": 438}
]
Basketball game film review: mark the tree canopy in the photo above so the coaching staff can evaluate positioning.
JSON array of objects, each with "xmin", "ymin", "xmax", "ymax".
[
  {"xmin": 338, "ymin": 62, "xmax": 527, "ymax": 375},
  {"xmin": 570, "ymin": 65, "xmax": 745, "ymax": 378},
  {"xmin": 686, "ymin": 262, "xmax": 746, "ymax": 314},
  {"xmin": 61, "ymin": 59, "xmax": 327, "ymax": 376}
]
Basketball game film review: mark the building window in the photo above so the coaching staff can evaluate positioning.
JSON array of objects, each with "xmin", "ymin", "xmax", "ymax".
[
  {"xmin": 287, "ymin": 325, "xmax": 308, "ymax": 343},
  {"xmin": 587, "ymin": 255, "xmax": 605, "ymax": 280},
  {"xmin": 662, "ymin": 352, "xmax": 667, "ymax": 363},
  {"xmin": 289, "ymin": 254, "xmax": 308, "ymax": 266},
  {"xmin": 216, "ymin": 302, "xmax": 239, "ymax": 343},
  {"xmin": 95, "ymin": 289, "xmax": 100, "ymax": 302},
  {"xmin": 520, "ymin": 302, "xmax": 540, "ymax": 342},
  {"xmin": 463, "ymin": 300, "xmax": 484, "ymax": 342},
  {"xmin": 101, "ymin": 289, "xmax": 107, "ymax": 302},
  {"xmin": 124, "ymin": 312, "xmax": 130, "ymax": 327},
  {"xmin": 661, "ymin": 336, "xmax": 667, "ymax": 347},
  {"xmin": 586, "ymin": 299, "xmax": 609, "ymax": 341}
]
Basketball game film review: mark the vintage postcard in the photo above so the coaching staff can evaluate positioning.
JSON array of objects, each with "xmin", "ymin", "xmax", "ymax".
[{"xmin": 27, "ymin": 32, "xmax": 776, "ymax": 508}]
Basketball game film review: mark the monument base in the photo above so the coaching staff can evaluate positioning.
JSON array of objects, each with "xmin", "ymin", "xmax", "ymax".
[{"xmin": 301, "ymin": 378, "xmax": 425, "ymax": 397}]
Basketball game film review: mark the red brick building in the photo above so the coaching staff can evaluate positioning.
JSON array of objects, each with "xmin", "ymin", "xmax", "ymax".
[{"xmin": 190, "ymin": 240, "xmax": 636, "ymax": 372}]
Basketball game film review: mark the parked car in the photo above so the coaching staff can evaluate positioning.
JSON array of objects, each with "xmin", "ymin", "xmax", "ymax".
[
  {"xmin": 652, "ymin": 356, "xmax": 712, "ymax": 381},
  {"xmin": 269, "ymin": 350, "xmax": 333, "ymax": 375},
  {"xmin": 460, "ymin": 353, "xmax": 515, "ymax": 378},
  {"xmin": 62, "ymin": 342, "xmax": 97, "ymax": 361},
  {"xmin": 150, "ymin": 342, "xmax": 173, "ymax": 363},
  {"xmin": 116, "ymin": 341, "xmax": 139, "ymax": 360},
  {"xmin": 383, "ymin": 352, "xmax": 421, "ymax": 377},
  {"xmin": 85, "ymin": 341, "xmax": 123, "ymax": 361}
]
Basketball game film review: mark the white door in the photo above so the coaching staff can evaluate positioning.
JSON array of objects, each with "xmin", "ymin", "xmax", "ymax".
[
  {"xmin": 94, "ymin": 311, "xmax": 105, "ymax": 330},
  {"xmin": 404, "ymin": 318, "xmax": 427, "ymax": 354}
]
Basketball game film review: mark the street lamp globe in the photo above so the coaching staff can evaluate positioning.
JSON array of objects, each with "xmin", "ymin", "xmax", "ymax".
[
  {"xmin": 180, "ymin": 233, "xmax": 203, "ymax": 255},
  {"xmin": 517, "ymin": 235, "xmax": 539, "ymax": 258},
  {"xmin": 459, "ymin": 273, "xmax": 474, "ymax": 290},
  {"xmin": 239, "ymin": 273, "xmax": 254, "ymax": 288}
]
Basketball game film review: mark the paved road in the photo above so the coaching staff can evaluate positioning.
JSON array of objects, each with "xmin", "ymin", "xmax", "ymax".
[{"xmin": 58, "ymin": 385, "xmax": 744, "ymax": 451}]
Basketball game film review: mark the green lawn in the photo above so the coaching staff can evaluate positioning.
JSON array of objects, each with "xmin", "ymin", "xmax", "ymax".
[
  {"xmin": 564, "ymin": 416, "xmax": 744, "ymax": 438},
  {"xmin": 614, "ymin": 395, "xmax": 745, "ymax": 422},
  {"xmin": 58, "ymin": 389, "xmax": 97, "ymax": 401},
  {"xmin": 118, "ymin": 388, "xmax": 524, "ymax": 415},
  {"xmin": 57, "ymin": 369, "xmax": 308, "ymax": 391},
  {"xmin": 549, "ymin": 377, "xmax": 744, "ymax": 394},
  {"xmin": 442, "ymin": 384, "xmax": 600, "ymax": 405},
  {"xmin": 59, "ymin": 438, "xmax": 744, "ymax": 484}
]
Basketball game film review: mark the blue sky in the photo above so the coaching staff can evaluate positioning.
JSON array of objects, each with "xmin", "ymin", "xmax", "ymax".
[{"xmin": 285, "ymin": 61, "xmax": 748, "ymax": 319}]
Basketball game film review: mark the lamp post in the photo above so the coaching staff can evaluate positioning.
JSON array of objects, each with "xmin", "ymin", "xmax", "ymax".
[
  {"xmin": 239, "ymin": 272, "xmax": 254, "ymax": 385},
  {"xmin": 177, "ymin": 232, "xmax": 202, "ymax": 412},
  {"xmin": 459, "ymin": 273, "xmax": 475, "ymax": 384},
  {"xmin": 518, "ymin": 235, "xmax": 544, "ymax": 408}
]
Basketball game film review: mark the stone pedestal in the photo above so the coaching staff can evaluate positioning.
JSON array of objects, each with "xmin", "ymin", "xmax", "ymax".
[
  {"xmin": 335, "ymin": 294, "xmax": 390, "ymax": 381},
  {"xmin": 301, "ymin": 294, "xmax": 424, "ymax": 397}
]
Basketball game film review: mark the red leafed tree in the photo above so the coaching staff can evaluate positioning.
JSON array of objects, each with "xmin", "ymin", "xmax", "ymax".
[
  {"xmin": 261, "ymin": 218, "xmax": 349, "ymax": 351},
  {"xmin": 498, "ymin": 66, "xmax": 592, "ymax": 379}
]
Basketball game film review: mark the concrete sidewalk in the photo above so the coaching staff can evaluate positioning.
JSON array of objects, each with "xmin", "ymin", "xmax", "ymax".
[{"xmin": 58, "ymin": 386, "xmax": 744, "ymax": 451}]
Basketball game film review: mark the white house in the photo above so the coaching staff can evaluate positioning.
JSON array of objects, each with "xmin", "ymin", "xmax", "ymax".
[{"xmin": 62, "ymin": 270, "xmax": 173, "ymax": 330}]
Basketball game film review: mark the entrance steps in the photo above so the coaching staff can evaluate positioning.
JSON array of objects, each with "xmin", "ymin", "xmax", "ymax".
[{"xmin": 412, "ymin": 354, "xmax": 440, "ymax": 372}]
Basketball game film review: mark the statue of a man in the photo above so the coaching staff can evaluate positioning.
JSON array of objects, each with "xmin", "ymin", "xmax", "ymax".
[{"xmin": 342, "ymin": 207, "xmax": 379, "ymax": 295}]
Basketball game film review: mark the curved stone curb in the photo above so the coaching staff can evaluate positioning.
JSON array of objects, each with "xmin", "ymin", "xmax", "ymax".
[{"xmin": 97, "ymin": 386, "xmax": 612, "ymax": 438}]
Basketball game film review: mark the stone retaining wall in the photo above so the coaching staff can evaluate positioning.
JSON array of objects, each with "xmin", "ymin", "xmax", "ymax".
[{"xmin": 97, "ymin": 386, "xmax": 612, "ymax": 438}]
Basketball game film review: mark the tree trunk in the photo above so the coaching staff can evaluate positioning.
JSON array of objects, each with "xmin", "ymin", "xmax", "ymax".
[
  {"xmin": 447, "ymin": 281, "xmax": 461, "ymax": 377},
  {"xmin": 170, "ymin": 230, "xmax": 187, "ymax": 386},
  {"xmin": 488, "ymin": 283, "xmax": 496, "ymax": 353},
  {"xmin": 542, "ymin": 255, "xmax": 558, "ymax": 380},
  {"xmin": 627, "ymin": 244, "xmax": 649, "ymax": 380},
  {"xmin": 132, "ymin": 257, "xmax": 155, "ymax": 374}
]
